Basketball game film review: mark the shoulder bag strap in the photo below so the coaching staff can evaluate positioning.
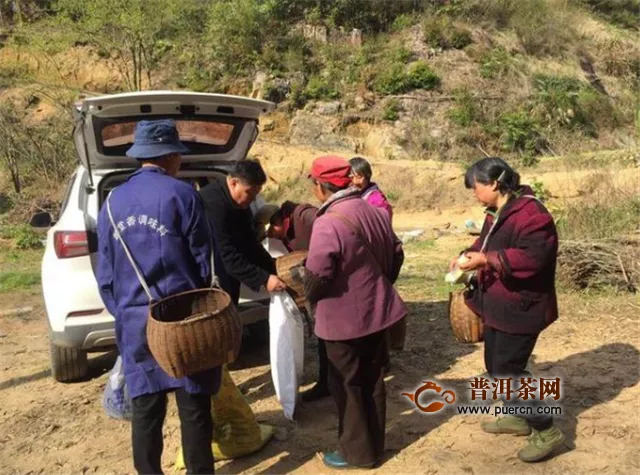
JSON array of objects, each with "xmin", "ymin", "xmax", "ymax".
[{"xmin": 208, "ymin": 222, "xmax": 220, "ymax": 288}]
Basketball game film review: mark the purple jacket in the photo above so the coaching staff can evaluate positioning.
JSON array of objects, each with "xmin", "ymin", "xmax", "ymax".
[
  {"xmin": 464, "ymin": 187, "xmax": 559, "ymax": 335},
  {"xmin": 362, "ymin": 183, "xmax": 393, "ymax": 222},
  {"xmin": 305, "ymin": 191, "xmax": 407, "ymax": 341}
]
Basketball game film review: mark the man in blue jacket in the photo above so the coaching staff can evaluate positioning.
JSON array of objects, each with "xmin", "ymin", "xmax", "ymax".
[{"xmin": 97, "ymin": 119, "xmax": 224, "ymax": 474}]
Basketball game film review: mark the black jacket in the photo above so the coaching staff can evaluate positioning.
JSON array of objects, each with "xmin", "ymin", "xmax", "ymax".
[{"xmin": 199, "ymin": 178, "xmax": 275, "ymax": 304}]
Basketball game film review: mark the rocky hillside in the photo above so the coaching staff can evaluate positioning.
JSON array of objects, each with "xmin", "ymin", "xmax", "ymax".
[{"xmin": 0, "ymin": 0, "xmax": 638, "ymax": 220}]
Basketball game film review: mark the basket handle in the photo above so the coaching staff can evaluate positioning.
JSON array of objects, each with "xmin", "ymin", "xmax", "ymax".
[{"xmin": 106, "ymin": 192, "xmax": 156, "ymax": 304}]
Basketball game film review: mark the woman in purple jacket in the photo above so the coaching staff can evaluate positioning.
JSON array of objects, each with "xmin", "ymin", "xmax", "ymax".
[
  {"xmin": 301, "ymin": 155, "xmax": 406, "ymax": 470},
  {"xmin": 452, "ymin": 157, "xmax": 565, "ymax": 463},
  {"xmin": 349, "ymin": 157, "xmax": 393, "ymax": 222},
  {"xmin": 350, "ymin": 157, "xmax": 405, "ymax": 354}
]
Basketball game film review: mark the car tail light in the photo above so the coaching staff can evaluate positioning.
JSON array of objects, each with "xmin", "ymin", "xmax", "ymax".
[{"xmin": 54, "ymin": 231, "xmax": 91, "ymax": 259}]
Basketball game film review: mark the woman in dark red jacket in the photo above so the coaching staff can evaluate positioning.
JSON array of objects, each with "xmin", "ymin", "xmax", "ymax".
[
  {"xmin": 452, "ymin": 157, "xmax": 565, "ymax": 463},
  {"xmin": 267, "ymin": 201, "xmax": 318, "ymax": 252},
  {"xmin": 267, "ymin": 201, "xmax": 332, "ymax": 402}
]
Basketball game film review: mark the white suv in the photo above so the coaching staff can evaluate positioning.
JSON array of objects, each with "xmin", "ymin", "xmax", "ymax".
[{"xmin": 33, "ymin": 91, "xmax": 286, "ymax": 382}]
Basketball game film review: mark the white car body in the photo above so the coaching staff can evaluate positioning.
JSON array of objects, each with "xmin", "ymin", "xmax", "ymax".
[{"xmin": 40, "ymin": 91, "xmax": 284, "ymax": 381}]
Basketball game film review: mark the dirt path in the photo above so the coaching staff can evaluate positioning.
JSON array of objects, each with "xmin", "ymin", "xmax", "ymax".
[{"xmin": 1, "ymin": 235, "xmax": 639, "ymax": 475}]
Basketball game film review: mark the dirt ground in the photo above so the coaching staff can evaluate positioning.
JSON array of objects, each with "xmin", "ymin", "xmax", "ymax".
[
  {"xmin": 1, "ymin": 226, "xmax": 639, "ymax": 475},
  {"xmin": 1, "ymin": 142, "xmax": 639, "ymax": 474}
]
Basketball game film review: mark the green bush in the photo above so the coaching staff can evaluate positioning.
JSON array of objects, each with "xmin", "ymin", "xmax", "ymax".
[
  {"xmin": 530, "ymin": 179, "xmax": 551, "ymax": 201},
  {"xmin": 493, "ymin": 111, "xmax": 545, "ymax": 156},
  {"xmin": 372, "ymin": 63, "xmax": 409, "ymax": 95},
  {"xmin": 448, "ymin": 89, "xmax": 481, "ymax": 126},
  {"xmin": 327, "ymin": 0, "xmax": 420, "ymax": 33},
  {"xmin": 531, "ymin": 74, "xmax": 619, "ymax": 135},
  {"xmin": 0, "ymin": 62, "xmax": 33, "ymax": 87},
  {"xmin": 479, "ymin": 47, "xmax": 518, "ymax": 79},
  {"xmin": 289, "ymin": 81, "xmax": 308, "ymax": 109},
  {"xmin": 423, "ymin": 15, "xmax": 472, "ymax": 50},
  {"xmin": 305, "ymin": 74, "xmax": 341, "ymax": 100},
  {"xmin": 206, "ymin": 0, "xmax": 267, "ymax": 74},
  {"xmin": 382, "ymin": 98, "xmax": 401, "ymax": 121},
  {"xmin": 407, "ymin": 61, "xmax": 441, "ymax": 90},
  {"xmin": 390, "ymin": 13, "xmax": 419, "ymax": 32},
  {"xmin": 576, "ymin": 88, "xmax": 623, "ymax": 131},
  {"xmin": 373, "ymin": 60, "xmax": 441, "ymax": 95},
  {"xmin": 450, "ymin": 28, "xmax": 473, "ymax": 49},
  {"xmin": 391, "ymin": 46, "xmax": 414, "ymax": 63},
  {"xmin": 0, "ymin": 225, "xmax": 43, "ymax": 250}
]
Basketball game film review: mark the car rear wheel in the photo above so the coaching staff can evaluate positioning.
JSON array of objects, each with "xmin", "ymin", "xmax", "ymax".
[{"xmin": 49, "ymin": 340, "xmax": 89, "ymax": 382}]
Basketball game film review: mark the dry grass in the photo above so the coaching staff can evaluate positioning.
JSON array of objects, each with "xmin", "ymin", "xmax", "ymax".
[{"xmin": 558, "ymin": 239, "xmax": 640, "ymax": 292}]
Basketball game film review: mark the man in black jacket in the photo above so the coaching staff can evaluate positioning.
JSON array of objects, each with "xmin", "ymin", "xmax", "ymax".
[{"xmin": 199, "ymin": 159, "xmax": 286, "ymax": 305}]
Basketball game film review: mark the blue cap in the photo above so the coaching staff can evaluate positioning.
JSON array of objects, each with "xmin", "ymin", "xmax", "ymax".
[{"xmin": 125, "ymin": 119, "xmax": 189, "ymax": 160}]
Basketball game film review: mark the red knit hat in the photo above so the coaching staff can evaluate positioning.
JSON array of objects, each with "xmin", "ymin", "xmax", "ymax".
[{"xmin": 309, "ymin": 155, "xmax": 352, "ymax": 188}]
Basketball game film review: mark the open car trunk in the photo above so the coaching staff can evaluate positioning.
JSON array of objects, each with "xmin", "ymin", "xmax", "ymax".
[{"xmin": 73, "ymin": 91, "xmax": 275, "ymax": 185}]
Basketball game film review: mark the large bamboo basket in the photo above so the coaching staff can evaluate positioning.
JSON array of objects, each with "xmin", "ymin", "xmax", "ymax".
[
  {"xmin": 275, "ymin": 251, "xmax": 309, "ymax": 311},
  {"xmin": 147, "ymin": 288, "xmax": 242, "ymax": 379},
  {"xmin": 448, "ymin": 289, "xmax": 484, "ymax": 343}
]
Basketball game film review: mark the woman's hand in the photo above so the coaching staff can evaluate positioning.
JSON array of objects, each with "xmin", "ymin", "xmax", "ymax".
[
  {"xmin": 266, "ymin": 274, "xmax": 287, "ymax": 292},
  {"xmin": 449, "ymin": 257, "xmax": 459, "ymax": 272},
  {"xmin": 458, "ymin": 252, "xmax": 487, "ymax": 271}
]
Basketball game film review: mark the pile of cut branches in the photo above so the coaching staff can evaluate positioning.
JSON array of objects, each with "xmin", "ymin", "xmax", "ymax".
[{"xmin": 557, "ymin": 239, "xmax": 639, "ymax": 292}]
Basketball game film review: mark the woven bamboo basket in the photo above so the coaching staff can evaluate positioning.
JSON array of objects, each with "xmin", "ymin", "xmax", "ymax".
[
  {"xmin": 275, "ymin": 250, "xmax": 309, "ymax": 311},
  {"xmin": 448, "ymin": 289, "xmax": 484, "ymax": 343},
  {"xmin": 147, "ymin": 288, "xmax": 242, "ymax": 379}
]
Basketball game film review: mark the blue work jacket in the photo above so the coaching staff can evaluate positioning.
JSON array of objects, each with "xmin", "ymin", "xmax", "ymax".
[{"xmin": 96, "ymin": 167, "xmax": 224, "ymax": 399}]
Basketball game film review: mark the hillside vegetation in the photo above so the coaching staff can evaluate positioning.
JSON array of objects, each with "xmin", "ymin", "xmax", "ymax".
[{"xmin": 0, "ymin": 0, "xmax": 638, "ymax": 225}]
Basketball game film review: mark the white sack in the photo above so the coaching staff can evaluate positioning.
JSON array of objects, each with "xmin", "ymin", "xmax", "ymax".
[{"xmin": 269, "ymin": 291, "xmax": 305, "ymax": 420}]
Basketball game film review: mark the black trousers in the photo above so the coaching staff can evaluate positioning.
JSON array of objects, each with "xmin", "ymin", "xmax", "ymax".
[
  {"xmin": 325, "ymin": 331, "xmax": 387, "ymax": 466},
  {"xmin": 317, "ymin": 338, "xmax": 329, "ymax": 386},
  {"xmin": 484, "ymin": 326, "xmax": 553, "ymax": 431},
  {"xmin": 132, "ymin": 388, "xmax": 214, "ymax": 475}
]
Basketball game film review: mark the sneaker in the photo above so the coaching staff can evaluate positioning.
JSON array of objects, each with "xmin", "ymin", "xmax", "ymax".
[
  {"xmin": 301, "ymin": 383, "xmax": 330, "ymax": 402},
  {"xmin": 481, "ymin": 415, "xmax": 531, "ymax": 436},
  {"xmin": 321, "ymin": 451, "xmax": 375, "ymax": 470},
  {"xmin": 518, "ymin": 426, "xmax": 566, "ymax": 463}
]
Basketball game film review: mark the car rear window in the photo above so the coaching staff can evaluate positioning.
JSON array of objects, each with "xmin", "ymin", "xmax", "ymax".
[{"xmin": 101, "ymin": 120, "xmax": 235, "ymax": 148}]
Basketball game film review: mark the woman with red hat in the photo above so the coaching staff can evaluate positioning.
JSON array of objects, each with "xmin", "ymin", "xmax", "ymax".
[{"xmin": 299, "ymin": 155, "xmax": 407, "ymax": 469}]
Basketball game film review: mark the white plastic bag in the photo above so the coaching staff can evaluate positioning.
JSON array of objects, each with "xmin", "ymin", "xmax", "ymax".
[
  {"xmin": 269, "ymin": 291, "xmax": 305, "ymax": 421},
  {"xmin": 102, "ymin": 356, "xmax": 133, "ymax": 421}
]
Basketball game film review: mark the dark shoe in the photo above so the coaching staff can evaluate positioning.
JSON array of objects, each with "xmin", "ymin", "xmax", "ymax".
[
  {"xmin": 301, "ymin": 383, "xmax": 330, "ymax": 402},
  {"xmin": 322, "ymin": 451, "xmax": 375, "ymax": 470}
]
